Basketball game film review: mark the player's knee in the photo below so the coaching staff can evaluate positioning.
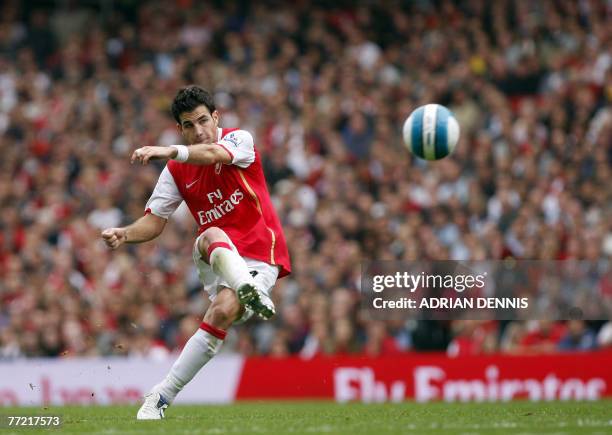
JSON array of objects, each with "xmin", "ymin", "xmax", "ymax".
[
  {"xmin": 206, "ymin": 304, "xmax": 230, "ymax": 325},
  {"xmin": 198, "ymin": 227, "xmax": 230, "ymax": 262},
  {"xmin": 206, "ymin": 302, "xmax": 240, "ymax": 328}
]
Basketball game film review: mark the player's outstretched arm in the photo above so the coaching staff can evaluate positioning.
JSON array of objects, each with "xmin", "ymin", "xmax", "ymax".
[
  {"xmin": 131, "ymin": 144, "xmax": 231, "ymax": 166},
  {"xmin": 101, "ymin": 213, "xmax": 167, "ymax": 249}
]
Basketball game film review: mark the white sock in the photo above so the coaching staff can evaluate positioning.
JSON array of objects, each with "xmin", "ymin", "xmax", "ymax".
[
  {"xmin": 209, "ymin": 245, "xmax": 255, "ymax": 291},
  {"xmin": 155, "ymin": 326, "xmax": 224, "ymax": 403}
]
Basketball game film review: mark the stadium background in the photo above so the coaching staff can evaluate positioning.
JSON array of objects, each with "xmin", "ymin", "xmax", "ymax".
[{"xmin": 0, "ymin": 0, "xmax": 611, "ymax": 406}]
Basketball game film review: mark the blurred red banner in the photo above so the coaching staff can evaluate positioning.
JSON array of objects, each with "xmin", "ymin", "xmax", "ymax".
[{"xmin": 236, "ymin": 351, "xmax": 612, "ymax": 402}]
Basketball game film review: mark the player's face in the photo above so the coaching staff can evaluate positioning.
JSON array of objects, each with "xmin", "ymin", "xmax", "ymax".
[{"xmin": 177, "ymin": 105, "xmax": 219, "ymax": 145}]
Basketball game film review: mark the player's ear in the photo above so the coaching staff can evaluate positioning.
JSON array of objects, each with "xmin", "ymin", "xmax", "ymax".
[{"xmin": 212, "ymin": 110, "xmax": 219, "ymax": 126}]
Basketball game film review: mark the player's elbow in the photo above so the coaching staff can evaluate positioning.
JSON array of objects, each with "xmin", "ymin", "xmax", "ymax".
[
  {"xmin": 186, "ymin": 144, "xmax": 231, "ymax": 166},
  {"xmin": 151, "ymin": 222, "xmax": 166, "ymax": 239},
  {"xmin": 201, "ymin": 145, "xmax": 232, "ymax": 165},
  {"xmin": 150, "ymin": 226, "xmax": 165, "ymax": 240},
  {"xmin": 144, "ymin": 213, "xmax": 167, "ymax": 239}
]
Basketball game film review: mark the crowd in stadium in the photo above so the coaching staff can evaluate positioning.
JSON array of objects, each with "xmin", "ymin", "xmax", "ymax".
[{"xmin": 0, "ymin": 0, "xmax": 611, "ymax": 360}]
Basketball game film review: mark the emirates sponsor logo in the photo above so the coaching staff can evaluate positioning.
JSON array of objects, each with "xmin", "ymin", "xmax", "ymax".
[
  {"xmin": 334, "ymin": 368, "xmax": 405, "ymax": 403},
  {"xmin": 197, "ymin": 188, "xmax": 244, "ymax": 225},
  {"xmin": 333, "ymin": 366, "xmax": 607, "ymax": 403}
]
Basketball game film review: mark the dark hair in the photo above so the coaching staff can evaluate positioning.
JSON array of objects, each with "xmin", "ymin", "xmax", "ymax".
[{"xmin": 171, "ymin": 85, "xmax": 216, "ymax": 123}]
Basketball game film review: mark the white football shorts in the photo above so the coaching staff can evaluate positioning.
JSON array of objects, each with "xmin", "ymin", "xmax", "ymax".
[{"xmin": 192, "ymin": 232, "xmax": 279, "ymax": 323}]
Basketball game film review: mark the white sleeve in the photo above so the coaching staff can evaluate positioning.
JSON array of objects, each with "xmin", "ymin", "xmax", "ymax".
[
  {"xmin": 144, "ymin": 166, "xmax": 183, "ymax": 219},
  {"xmin": 217, "ymin": 129, "xmax": 255, "ymax": 168}
]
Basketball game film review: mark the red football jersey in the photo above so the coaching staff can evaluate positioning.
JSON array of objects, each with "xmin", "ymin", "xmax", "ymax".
[{"xmin": 145, "ymin": 127, "xmax": 291, "ymax": 277}]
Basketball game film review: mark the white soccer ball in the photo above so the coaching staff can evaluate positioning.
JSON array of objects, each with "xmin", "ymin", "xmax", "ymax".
[{"xmin": 402, "ymin": 104, "xmax": 460, "ymax": 160}]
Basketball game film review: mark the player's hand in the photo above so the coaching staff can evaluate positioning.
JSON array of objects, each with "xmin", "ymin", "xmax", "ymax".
[
  {"xmin": 101, "ymin": 228, "xmax": 128, "ymax": 249},
  {"xmin": 131, "ymin": 146, "xmax": 176, "ymax": 165}
]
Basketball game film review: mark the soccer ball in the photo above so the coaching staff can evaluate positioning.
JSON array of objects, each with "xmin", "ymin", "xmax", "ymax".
[{"xmin": 402, "ymin": 104, "xmax": 460, "ymax": 160}]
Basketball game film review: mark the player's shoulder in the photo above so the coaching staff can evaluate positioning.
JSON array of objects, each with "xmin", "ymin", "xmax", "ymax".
[
  {"xmin": 221, "ymin": 127, "xmax": 240, "ymax": 137},
  {"xmin": 220, "ymin": 127, "xmax": 254, "ymax": 144}
]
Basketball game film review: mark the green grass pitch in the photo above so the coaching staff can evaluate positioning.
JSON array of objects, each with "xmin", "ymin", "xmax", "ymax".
[{"xmin": 1, "ymin": 401, "xmax": 611, "ymax": 434}]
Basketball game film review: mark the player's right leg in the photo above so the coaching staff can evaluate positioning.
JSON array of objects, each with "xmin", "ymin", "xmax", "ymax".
[
  {"xmin": 137, "ymin": 288, "xmax": 242, "ymax": 420},
  {"xmin": 197, "ymin": 227, "xmax": 275, "ymax": 319}
]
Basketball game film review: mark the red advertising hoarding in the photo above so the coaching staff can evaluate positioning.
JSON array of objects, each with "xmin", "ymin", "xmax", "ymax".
[{"xmin": 236, "ymin": 351, "xmax": 612, "ymax": 402}]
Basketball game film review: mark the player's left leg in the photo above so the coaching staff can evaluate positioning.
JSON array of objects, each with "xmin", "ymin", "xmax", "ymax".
[
  {"xmin": 137, "ymin": 229, "xmax": 279, "ymax": 420},
  {"xmin": 137, "ymin": 288, "xmax": 242, "ymax": 420},
  {"xmin": 198, "ymin": 227, "xmax": 275, "ymax": 319}
]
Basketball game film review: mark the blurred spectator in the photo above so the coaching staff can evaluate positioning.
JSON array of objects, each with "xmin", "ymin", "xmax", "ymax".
[
  {"xmin": 499, "ymin": 321, "xmax": 525, "ymax": 354},
  {"xmin": 363, "ymin": 320, "xmax": 402, "ymax": 357},
  {"xmin": 447, "ymin": 320, "xmax": 498, "ymax": 357},
  {"xmin": 558, "ymin": 320, "xmax": 597, "ymax": 352},
  {"xmin": 518, "ymin": 320, "xmax": 566, "ymax": 354},
  {"xmin": 597, "ymin": 322, "xmax": 612, "ymax": 348}
]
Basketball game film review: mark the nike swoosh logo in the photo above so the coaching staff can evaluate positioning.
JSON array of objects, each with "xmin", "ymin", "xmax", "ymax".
[{"xmin": 185, "ymin": 179, "xmax": 199, "ymax": 189}]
